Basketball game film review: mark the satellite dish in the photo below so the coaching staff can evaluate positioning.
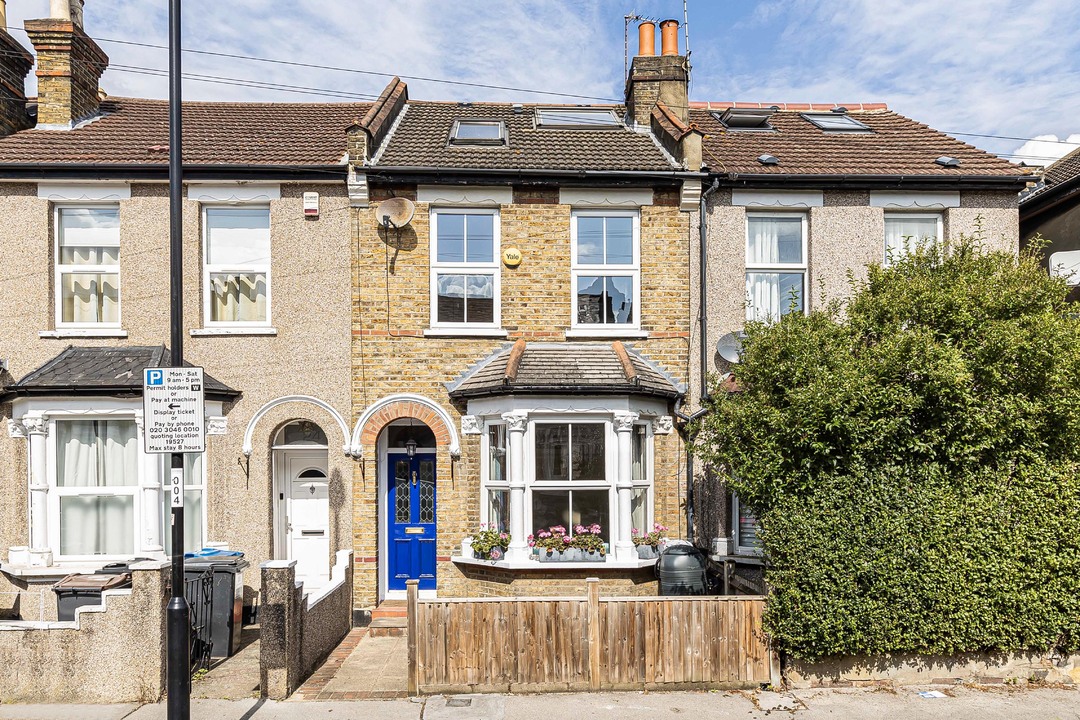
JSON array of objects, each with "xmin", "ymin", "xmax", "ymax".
[
  {"xmin": 716, "ymin": 331, "xmax": 743, "ymax": 364},
  {"xmin": 375, "ymin": 197, "xmax": 415, "ymax": 228}
]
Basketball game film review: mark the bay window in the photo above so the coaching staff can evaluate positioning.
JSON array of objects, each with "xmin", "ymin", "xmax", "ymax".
[
  {"xmin": 572, "ymin": 211, "xmax": 639, "ymax": 329},
  {"xmin": 204, "ymin": 206, "xmax": 271, "ymax": 325},
  {"xmin": 55, "ymin": 206, "xmax": 121, "ymax": 327},
  {"xmin": 54, "ymin": 418, "xmax": 138, "ymax": 557},
  {"xmin": 745, "ymin": 214, "xmax": 806, "ymax": 322},
  {"xmin": 483, "ymin": 423, "xmax": 509, "ymax": 533},
  {"xmin": 430, "ymin": 209, "xmax": 500, "ymax": 327},
  {"xmin": 884, "ymin": 213, "xmax": 940, "ymax": 265}
]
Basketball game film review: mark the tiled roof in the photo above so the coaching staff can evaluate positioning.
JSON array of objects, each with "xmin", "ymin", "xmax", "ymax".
[
  {"xmin": 690, "ymin": 103, "xmax": 1028, "ymax": 177},
  {"xmin": 0, "ymin": 97, "xmax": 369, "ymax": 166},
  {"xmin": 447, "ymin": 342, "xmax": 684, "ymax": 400},
  {"xmin": 1020, "ymin": 146, "xmax": 1080, "ymax": 205},
  {"xmin": 373, "ymin": 102, "xmax": 676, "ymax": 172},
  {"xmin": 4, "ymin": 346, "xmax": 239, "ymax": 398}
]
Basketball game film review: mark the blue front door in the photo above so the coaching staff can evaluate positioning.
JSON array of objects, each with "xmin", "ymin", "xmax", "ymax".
[{"xmin": 387, "ymin": 453, "xmax": 437, "ymax": 591}]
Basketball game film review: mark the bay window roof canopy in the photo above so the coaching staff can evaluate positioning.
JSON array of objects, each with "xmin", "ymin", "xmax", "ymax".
[
  {"xmin": 446, "ymin": 340, "xmax": 684, "ymax": 401},
  {"xmin": 3, "ymin": 345, "xmax": 240, "ymax": 400}
]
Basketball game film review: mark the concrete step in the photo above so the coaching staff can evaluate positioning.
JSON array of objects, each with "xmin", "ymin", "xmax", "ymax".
[{"xmin": 367, "ymin": 617, "xmax": 407, "ymax": 637}]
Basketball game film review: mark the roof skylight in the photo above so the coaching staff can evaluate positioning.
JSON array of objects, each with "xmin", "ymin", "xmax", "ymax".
[
  {"xmin": 450, "ymin": 120, "xmax": 507, "ymax": 146},
  {"xmin": 714, "ymin": 107, "xmax": 777, "ymax": 131},
  {"xmin": 535, "ymin": 108, "xmax": 621, "ymax": 129},
  {"xmin": 801, "ymin": 112, "xmax": 872, "ymax": 132}
]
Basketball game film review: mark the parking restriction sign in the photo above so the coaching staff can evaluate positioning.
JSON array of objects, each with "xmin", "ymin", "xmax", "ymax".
[{"xmin": 143, "ymin": 367, "xmax": 206, "ymax": 454}]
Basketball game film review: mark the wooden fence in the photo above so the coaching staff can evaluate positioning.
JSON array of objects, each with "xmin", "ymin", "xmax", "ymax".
[{"xmin": 405, "ymin": 578, "xmax": 776, "ymax": 694}]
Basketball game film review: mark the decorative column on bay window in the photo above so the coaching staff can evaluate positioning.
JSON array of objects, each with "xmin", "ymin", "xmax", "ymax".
[
  {"xmin": 23, "ymin": 414, "xmax": 52, "ymax": 566},
  {"xmin": 134, "ymin": 414, "xmax": 165, "ymax": 554},
  {"xmin": 612, "ymin": 411, "xmax": 639, "ymax": 562},
  {"xmin": 502, "ymin": 411, "xmax": 529, "ymax": 562}
]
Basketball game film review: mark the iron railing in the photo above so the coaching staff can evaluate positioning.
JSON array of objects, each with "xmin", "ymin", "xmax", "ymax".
[{"xmin": 184, "ymin": 569, "xmax": 214, "ymax": 675}]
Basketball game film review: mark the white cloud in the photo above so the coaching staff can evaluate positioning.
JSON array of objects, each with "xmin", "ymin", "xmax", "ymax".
[{"xmin": 1009, "ymin": 134, "xmax": 1080, "ymax": 167}]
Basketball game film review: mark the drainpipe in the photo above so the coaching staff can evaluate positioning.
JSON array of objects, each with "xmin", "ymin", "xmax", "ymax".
[{"xmin": 682, "ymin": 178, "xmax": 720, "ymax": 546}]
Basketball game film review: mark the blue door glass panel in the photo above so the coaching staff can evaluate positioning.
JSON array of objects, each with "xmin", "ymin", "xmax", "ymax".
[{"xmin": 387, "ymin": 453, "xmax": 437, "ymax": 591}]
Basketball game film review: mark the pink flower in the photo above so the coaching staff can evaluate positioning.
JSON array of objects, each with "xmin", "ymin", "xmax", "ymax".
[
  {"xmin": 527, "ymin": 539, "xmax": 535, "ymax": 547},
  {"xmin": 563, "ymin": 536, "xmax": 571, "ymax": 544},
  {"xmin": 539, "ymin": 530, "xmax": 551, "ymax": 538},
  {"xmin": 631, "ymin": 528, "xmax": 640, "ymax": 535},
  {"xmin": 499, "ymin": 533, "xmax": 508, "ymax": 541}
]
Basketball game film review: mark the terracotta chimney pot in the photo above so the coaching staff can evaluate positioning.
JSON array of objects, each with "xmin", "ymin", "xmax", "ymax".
[
  {"xmin": 660, "ymin": 19, "xmax": 679, "ymax": 56},
  {"xmin": 637, "ymin": 21, "xmax": 656, "ymax": 57}
]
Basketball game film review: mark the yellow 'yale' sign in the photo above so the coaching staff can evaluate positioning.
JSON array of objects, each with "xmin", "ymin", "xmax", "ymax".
[{"xmin": 502, "ymin": 247, "xmax": 522, "ymax": 267}]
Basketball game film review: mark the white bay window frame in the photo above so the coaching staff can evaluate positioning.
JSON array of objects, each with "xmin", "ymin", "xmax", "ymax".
[
  {"xmin": 54, "ymin": 204, "xmax": 122, "ymax": 330},
  {"xmin": 9, "ymin": 397, "xmax": 215, "ymax": 567},
  {"xmin": 570, "ymin": 209, "xmax": 641, "ymax": 334},
  {"xmin": 429, "ymin": 207, "xmax": 501, "ymax": 330},
  {"xmin": 202, "ymin": 204, "xmax": 272, "ymax": 328},
  {"xmin": 745, "ymin": 212, "xmax": 808, "ymax": 322},
  {"xmin": 475, "ymin": 405, "xmax": 658, "ymax": 565}
]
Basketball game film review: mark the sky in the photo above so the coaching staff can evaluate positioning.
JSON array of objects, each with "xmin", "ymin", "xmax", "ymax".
[{"xmin": 5, "ymin": 0, "xmax": 1080, "ymax": 166}]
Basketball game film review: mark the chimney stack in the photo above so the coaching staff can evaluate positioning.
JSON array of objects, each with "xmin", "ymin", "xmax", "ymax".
[
  {"xmin": 25, "ymin": 0, "xmax": 108, "ymax": 128},
  {"xmin": 625, "ymin": 18, "xmax": 689, "ymax": 127},
  {"xmin": 0, "ymin": 1, "xmax": 35, "ymax": 137}
]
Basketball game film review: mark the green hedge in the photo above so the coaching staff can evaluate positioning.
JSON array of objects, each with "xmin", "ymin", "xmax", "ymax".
[{"xmin": 692, "ymin": 239, "xmax": 1080, "ymax": 660}]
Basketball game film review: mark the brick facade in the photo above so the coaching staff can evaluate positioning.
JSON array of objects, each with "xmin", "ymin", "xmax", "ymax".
[
  {"xmin": 350, "ymin": 184, "xmax": 691, "ymax": 606},
  {"xmin": 24, "ymin": 19, "xmax": 108, "ymax": 127},
  {"xmin": 0, "ymin": 32, "xmax": 33, "ymax": 137}
]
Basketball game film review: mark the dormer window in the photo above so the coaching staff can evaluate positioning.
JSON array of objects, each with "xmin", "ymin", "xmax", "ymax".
[
  {"xmin": 801, "ymin": 112, "xmax": 872, "ymax": 132},
  {"xmin": 450, "ymin": 120, "xmax": 507, "ymax": 146},
  {"xmin": 714, "ymin": 107, "xmax": 777, "ymax": 131},
  {"xmin": 535, "ymin": 108, "xmax": 620, "ymax": 129}
]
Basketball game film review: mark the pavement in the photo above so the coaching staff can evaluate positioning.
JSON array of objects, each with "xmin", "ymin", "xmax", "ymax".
[
  {"xmin": 0, "ymin": 686, "xmax": 1078, "ymax": 720},
  {"xmin": 191, "ymin": 625, "xmax": 262, "ymax": 700}
]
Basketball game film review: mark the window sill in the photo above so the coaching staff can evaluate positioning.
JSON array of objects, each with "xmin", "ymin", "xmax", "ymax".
[
  {"xmin": 39, "ymin": 329, "xmax": 128, "ymax": 339},
  {"xmin": 565, "ymin": 328, "xmax": 649, "ymax": 340},
  {"xmin": 423, "ymin": 328, "xmax": 509, "ymax": 338},
  {"xmin": 190, "ymin": 327, "xmax": 278, "ymax": 337},
  {"xmin": 451, "ymin": 554, "xmax": 658, "ymax": 571}
]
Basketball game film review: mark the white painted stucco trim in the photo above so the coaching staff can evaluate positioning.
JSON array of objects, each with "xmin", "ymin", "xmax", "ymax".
[
  {"xmin": 186, "ymin": 184, "xmax": 281, "ymax": 203},
  {"xmin": 870, "ymin": 191, "xmax": 961, "ymax": 209},
  {"xmin": 732, "ymin": 190, "xmax": 823, "ymax": 208},
  {"xmin": 351, "ymin": 393, "xmax": 461, "ymax": 458},
  {"xmin": 38, "ymin": 183, "xmax": 131, "ymax": 201},
  {"xmin": 242, "ymin": 395, "xmax": 351, "ymax": 457},
  {"xmin": 559, "ymin": 187, "xmax": 653, "ymax": 207},
  {"xmin": 417, "ymin": 185, "xmax": 512, "ymax": 206}
]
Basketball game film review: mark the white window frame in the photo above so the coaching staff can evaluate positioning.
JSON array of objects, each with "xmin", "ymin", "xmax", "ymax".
[
  {"xmin": 629, "ymin": 422, "xmax": 654, "ymax": 535},
  {"xmin": 883, "ymin": 212, "xmax": 942, "ymax": 266},
  {"xmin": 570, "ymin": 209, "xmax": 641, "ymax": 333},
  {"xmin": 449, "ymin": 120, "xmax": 507, "ymax": 146},
  {"xmin": 745, "ymin": 212, "xmax": 808, "ymax": 322},
  {"xmin": 53, "ymin": 204, "xmax": 122, "ymax": 330},
  {"xmin": 47, "ymin": 413, "xmax": 141, "ymax": 563},
  {"xmin": 732, "ymin": 495, "xmax": 763, "ymax": 557},
  {"xmin": 480, "ymin": 420, "xmax": 510, "ymax": 532},
  {"xmin": 202, "ymin": 204, "xmax": 272, "ymax": 328},
  {"xmin": 429, "ymin": 207, "xmax": 501, "ymax": 330}
]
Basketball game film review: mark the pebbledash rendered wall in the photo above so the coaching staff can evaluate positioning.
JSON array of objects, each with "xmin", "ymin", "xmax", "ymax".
[
  {"xmin": 350, "ymin": 186, "xmax": 691, "ymax": 606},
  {"xmin": 0, "ymin": 182, "xmax": 353, "ymax": 610},
  {"xmin": 686, "ymin": 189, "xmax": 1021, "ymax": 552}
]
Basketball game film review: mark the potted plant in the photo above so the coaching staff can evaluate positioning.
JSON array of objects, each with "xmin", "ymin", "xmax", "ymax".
[
  {"xmin": 632, "ymin": 523, "xmax": 668, "ymax": 559},
  {"xmin": 470, "ymin": 524, "xmax": 510, "ymax": 561},
  {"xmin": 530, "ymin": 525, "xmax": 570, "ymax": 561},
  {"xmin": 571, "ymin": 524, "xmax": 606, "ymax": 562}
]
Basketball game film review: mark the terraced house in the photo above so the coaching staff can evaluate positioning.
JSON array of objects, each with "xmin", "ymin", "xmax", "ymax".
[
  {"xmin": 343, "ymin": 25, "xmax": 705, "ymax": 604},
  {"xmin": 686, "ymin": 96, "xmax": 1031, "ymax": 591},
  {"xmin": 0, "ymin": 7, "xmax": 360, "ymax": 622}
]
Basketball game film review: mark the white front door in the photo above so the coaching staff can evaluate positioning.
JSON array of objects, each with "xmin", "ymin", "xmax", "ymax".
[{"xmin": 283, "ymin": 452, "xmax": 330, "ymax": 591}]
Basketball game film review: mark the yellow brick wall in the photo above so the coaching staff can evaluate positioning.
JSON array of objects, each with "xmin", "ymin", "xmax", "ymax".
[{"xmin": 351, "ymin": 185, "xmax": 691, "ymax": 606}]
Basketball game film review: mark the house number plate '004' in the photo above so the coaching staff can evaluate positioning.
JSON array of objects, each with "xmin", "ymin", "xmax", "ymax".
[{"xmin": 405, "ymin": 527, "xmax": 424, "ymax": 534}]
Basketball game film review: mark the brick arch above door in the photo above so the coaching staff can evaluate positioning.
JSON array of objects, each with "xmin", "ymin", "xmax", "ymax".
[{"xmin": 351, "ymin": 393, "xmax": 460, "ymax": 458}]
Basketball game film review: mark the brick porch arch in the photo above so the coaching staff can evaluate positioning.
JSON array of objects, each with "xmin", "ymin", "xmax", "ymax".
[{"xmin": 350, "ymin": 393, "xmax": 460, "ymax": 458}]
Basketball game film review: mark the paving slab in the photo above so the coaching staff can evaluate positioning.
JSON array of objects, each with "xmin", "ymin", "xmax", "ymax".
[
  {"xmin": 0, "ymin": 705, "xmax": 138, "ymax": 720},
  {"xmin": 191, "ymin": 625, "xmax": 262, "ymax": 700},
  {"xmin": 317, "ymin": 633, "xmax": 409, "ymax": 698},
  {"xmin": 127, "ymin": 698, "xmax": 421, "ymax": 720}
]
